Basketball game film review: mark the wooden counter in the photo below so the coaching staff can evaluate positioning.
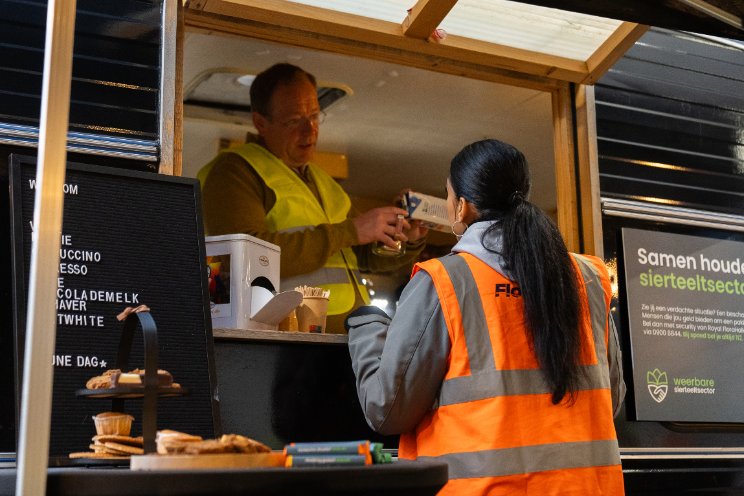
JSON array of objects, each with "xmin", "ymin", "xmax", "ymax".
[{"xmin": 213, "ymin": 328, "xmax": 347, "ymax": 345}]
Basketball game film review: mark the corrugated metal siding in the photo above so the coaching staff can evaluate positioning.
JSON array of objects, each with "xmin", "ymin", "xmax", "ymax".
[
  {"xmin": 595, "ymin": 28, "xmax": 744, "ymax": 215},
  {"xmin": 0, "ymin": 0, "xmax": 161, "ymax": 162},
  {"xmin": 0, "ymin": 0, "xmax": 164, "ymax": 453},
  {"xmin": 597, "ymin": 28, "xmax": 744, "ymax": 454}
]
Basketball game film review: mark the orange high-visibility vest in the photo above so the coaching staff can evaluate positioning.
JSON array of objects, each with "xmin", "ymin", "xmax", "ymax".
[{"xmin": 401, "ymin": 252, "xmax": 624, "ymax": 496}]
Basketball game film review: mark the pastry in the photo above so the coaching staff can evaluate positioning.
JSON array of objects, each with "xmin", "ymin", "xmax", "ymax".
[
  {"xmin": 85, "ymin": 368, "xmax": 176, "ymax": 389},
  {"xmin": 92, "ymin": 411, "xmax": 134, "ymax": 436},
  {"xmin": 160, "ymin": 433, "xmax": 271, "ymax": 455},
  {"xmin": 182, "ymin": 439, "xmax": 233, "ymax": 455},
  {"xmin": 111, "ymin": 368, "xmax": 174, "ymax": 387},
  {"xmin": 85, "ymin": 369, "xmax": 121, "ymax": 389},
  {"xmin": 156, "ymin": 429, "xmax": 204, "ymax": 455},
  {"xmin": 220, "ymin": 434, "xmax": 271, "ymax": 454}
]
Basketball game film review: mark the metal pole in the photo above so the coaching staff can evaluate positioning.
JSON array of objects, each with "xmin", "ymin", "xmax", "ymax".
[{"xmin": 16, "ymin": 1, "xmax": 77, "ymax": 495}]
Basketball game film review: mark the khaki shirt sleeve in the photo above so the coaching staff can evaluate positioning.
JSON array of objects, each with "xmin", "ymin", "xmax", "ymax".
[{"xmin": 201, "ymin": 152, "xmax": 358, "ymax": 279}]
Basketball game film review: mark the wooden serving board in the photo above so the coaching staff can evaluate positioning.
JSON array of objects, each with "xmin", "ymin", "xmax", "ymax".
[{"xmin": 130, "ymin": 451, "xmax": 286, "ymax": 470}]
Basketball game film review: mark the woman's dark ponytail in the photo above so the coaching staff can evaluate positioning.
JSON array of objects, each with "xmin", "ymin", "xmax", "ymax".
[{"xmin": 450, "ymin": 139, "xmax": 582, "ymax": 404}]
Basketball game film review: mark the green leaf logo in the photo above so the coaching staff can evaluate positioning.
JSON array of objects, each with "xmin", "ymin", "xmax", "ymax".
[{"xmin": 647, "ymin": 368, "xmax": 668, "ymax": 403}]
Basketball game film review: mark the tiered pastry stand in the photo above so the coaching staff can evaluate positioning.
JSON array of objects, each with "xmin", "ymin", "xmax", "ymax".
[{"xmin": 75, "ymin": 309, "xmax": 187, "ymax": 455}]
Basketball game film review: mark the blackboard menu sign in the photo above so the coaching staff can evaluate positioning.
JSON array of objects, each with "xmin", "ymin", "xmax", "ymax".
[{"xmin": 9, "ymin": 155, "xmax": 219, "ymax": 458}]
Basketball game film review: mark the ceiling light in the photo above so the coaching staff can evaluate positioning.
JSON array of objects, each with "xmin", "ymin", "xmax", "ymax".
[{"xmin": 236, "ymin": 74, "xmax": 256, "ymax": 87}]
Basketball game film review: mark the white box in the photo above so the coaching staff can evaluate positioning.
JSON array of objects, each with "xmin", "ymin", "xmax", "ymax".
[
  {"xmin": 406, "ymin": 191, "xmax": 450, "ymax": 233},
  {"xmin": 205, "ymin": 233, "xmax": 283, "ymax": 330}
]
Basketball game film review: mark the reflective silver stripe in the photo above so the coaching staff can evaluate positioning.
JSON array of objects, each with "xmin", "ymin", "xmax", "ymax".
[
  {"xmin": 419, "ymin": 440, "xmax": 621, "ymax": 480},
  {"xmin": 280, "ymin": 267, "xmax": 350, "ymax": 291},
  {"xmin": 437, "ymin": 364, "xmax": 610, "ymax": 406},
  {"xmin": 436, "ymin": 253, "xmax": 611, "ymax": 406},
  {"xmin": 572, "ymin": 254, "xmax": 609, "ymax": 365},
  {"xmin": 439, "ymin": 255, "xmax": 495, "ymax": 374}
]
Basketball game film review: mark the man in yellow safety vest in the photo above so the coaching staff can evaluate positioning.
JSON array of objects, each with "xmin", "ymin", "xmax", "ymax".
[{"xmin": 198, "ymin": 64, "xmax": 427, "ymax": 332}]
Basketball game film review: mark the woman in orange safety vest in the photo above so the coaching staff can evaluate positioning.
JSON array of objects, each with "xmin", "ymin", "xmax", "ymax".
[{"xmin": 347, "ymin": 139, "xmax": 626, "ymax": 495}]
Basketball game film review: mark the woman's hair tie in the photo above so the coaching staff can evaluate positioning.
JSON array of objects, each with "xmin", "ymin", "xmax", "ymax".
[{"xmin": 508, "ymin": 190, "xmax": 525, "ymax": 207}]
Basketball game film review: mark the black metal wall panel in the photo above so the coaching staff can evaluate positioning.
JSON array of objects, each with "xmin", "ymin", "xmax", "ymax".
[
  {"xmin": 597, "ymin": 28, "xmax": 744, "ymax": 474},
  {"xmin": 0, "ymin": 0, "xmax": 161, "ymax": 139},
  {"xmin": 595, "ymin": 28, "xmax": 744, "ymax": 216}
]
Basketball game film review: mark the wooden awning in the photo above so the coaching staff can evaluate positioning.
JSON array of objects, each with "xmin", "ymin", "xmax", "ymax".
[{"xmin": 183, "ymin": 0, "xmax": 649, "ymax": 91}]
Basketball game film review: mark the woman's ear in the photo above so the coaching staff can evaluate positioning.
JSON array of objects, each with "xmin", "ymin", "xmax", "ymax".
[
  {"xmin": 455, "ymin": 197, "xmax": 464, "ymax": 221},
  {"xmin": 459, "ymin": 198, "xmax": 479, "ymax": 224}
]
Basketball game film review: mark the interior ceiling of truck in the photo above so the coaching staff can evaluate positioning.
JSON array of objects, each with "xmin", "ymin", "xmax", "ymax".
[{"xmin": 182, "ymin": 0, "xmax": 742, "ymax": 212}]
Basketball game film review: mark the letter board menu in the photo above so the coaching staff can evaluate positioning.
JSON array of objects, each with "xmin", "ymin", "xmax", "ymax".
[{"xmin": 9, "ymin": 155, "xmax": 219, "ymax": 458}]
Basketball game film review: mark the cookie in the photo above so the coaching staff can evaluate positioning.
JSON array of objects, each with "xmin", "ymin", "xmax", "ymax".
[
  {"xmin": 104, "ymin": 441, "xmax": 144, "ymax": 455},
  {"xmin": 91, "ymin": 443, "xmax": 130, "ymax": 456},
  {"xmin": 69, "ymin": 451, "xmax": 128, "ymax": 459},
  {"xmin": 93, "ymin": 434, "xmax": 143, "ymax": 446}
]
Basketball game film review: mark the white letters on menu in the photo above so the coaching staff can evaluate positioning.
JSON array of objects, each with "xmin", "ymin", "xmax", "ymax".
[{"xmin": 28, "ymin": 179, "xmax": 139, "ymax": 369}]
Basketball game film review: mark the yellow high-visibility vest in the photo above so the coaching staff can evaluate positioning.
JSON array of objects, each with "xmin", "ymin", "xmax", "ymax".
[{"xmin": 199, "ymin": 143, "xmax": 369, "ymax": 315}]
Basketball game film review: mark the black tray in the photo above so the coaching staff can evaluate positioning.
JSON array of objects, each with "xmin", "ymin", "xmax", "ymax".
[
  {"xmin": 60, "ymin": 456, "xmax": 131, "ymax": 468},
  {"xmin": 75, "ymin": 386, "xmax": 188, "ymax": 399}
]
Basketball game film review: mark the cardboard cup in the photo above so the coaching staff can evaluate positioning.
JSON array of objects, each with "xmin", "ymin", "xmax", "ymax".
[{"xmin": 296, "ymin": 296, "xmax": 329, "ymax": 333}]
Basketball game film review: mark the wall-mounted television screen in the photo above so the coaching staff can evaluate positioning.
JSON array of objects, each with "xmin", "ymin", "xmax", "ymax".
[{"xmin": 621, "ymin": 227, "xmax": 744, "ymax": 423}]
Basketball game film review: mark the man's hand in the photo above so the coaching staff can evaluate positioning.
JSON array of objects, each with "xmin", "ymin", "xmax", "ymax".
[
  {"xmin": 394, "ymin": 188, "xmax": 427, "ymax": 244},
  {"xmin": 352, "ymin": 206, "xmax": 410, "ymax": 248}
]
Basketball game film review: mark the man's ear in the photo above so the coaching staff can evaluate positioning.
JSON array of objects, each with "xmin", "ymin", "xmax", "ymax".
[{"xmin": 252, "ymin": 112, "xmax": 267, "ymax": 135}]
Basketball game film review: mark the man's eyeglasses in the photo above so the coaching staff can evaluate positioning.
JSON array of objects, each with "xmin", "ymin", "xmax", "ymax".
[{"xmin": 272, "ymin": 111, "xmax": 326, "ymax": 130}]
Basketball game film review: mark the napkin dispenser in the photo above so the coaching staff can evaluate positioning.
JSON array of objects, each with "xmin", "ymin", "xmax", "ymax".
[{"xmin": 205, "ymin": 234, "xmax": 301, "ymax": 330}]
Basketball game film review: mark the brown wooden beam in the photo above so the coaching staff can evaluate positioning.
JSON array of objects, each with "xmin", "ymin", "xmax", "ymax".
[
  {"xmin": 551, "ymin": 83, "xmax": 580, "ymax": 253},
  {"xmin": 185, "ymin": 0, "xmax": 586, "ymax": 86},
  {"xmin": 403, "ymin": 0, "xmax": 458, "ymax": 40},
  {"xmin": 185, "ymin": 20, "xmax": 565, "ymax": 92},
  {"xmin": 582, "ymin": 22, "xmax": 648, "ymax": 84},
  {"xmin": 573, "ymin": 84, "xmax": 603, "ymax": 256}
]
